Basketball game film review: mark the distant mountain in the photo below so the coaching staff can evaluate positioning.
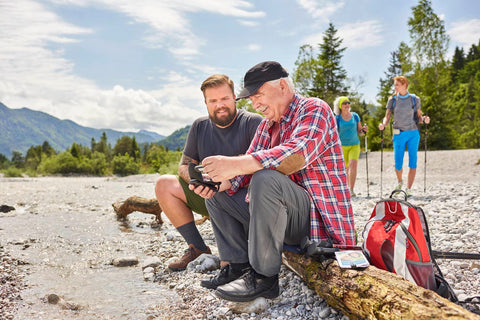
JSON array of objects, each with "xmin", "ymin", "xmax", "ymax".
[
  {"xmin": 157, "ymin": 125, "xmax": 190, "ymax": 151},
  {"xmin": 0, "ymin": 102, "xmax": 166, "ymax": 158}
]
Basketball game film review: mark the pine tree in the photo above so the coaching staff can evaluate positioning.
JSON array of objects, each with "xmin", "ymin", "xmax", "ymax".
[
  {"xmin": 293, "ymin": 23, "xmax": 348, "ymax": 106},
  {"xmin": 451, "ymin": 46, "xmax": 465, "ymax": 82}
]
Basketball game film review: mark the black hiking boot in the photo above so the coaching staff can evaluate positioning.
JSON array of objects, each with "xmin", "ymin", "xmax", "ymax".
[
  {"xmin": 201, "ymin": 263, "xmax": 249, "ymax": 289},
  {"xmin": 215, "ymin": 268, "xmax": 279, "ymax": 302}
]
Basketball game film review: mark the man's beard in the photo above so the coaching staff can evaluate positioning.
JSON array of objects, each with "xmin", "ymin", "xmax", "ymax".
[{"xmin": 210, "ymin": 108, "xmax": 237, "ymax": 127}]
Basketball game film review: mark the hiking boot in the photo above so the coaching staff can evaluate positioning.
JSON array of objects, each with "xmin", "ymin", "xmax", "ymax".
[
  {"xmin": 201, "ymin": 263, "xmax": 249, "ymax": 289},
  {"xmin": 215, "ymin": 268, "xmax": 279, "ymax": 302},
  {"xmin": 168, "ymin": 244, "xmax": 211, "ymax": 271}
]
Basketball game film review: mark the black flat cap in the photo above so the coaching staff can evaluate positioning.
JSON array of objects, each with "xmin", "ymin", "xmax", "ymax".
[{"xmin": 237, "ymin": 61, "xmax": 289, "ymax": 100}]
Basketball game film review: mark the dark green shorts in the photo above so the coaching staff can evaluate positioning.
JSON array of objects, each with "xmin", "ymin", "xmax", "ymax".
[{"xmin": 178, "ymin": 176, "xmax": 209, "ymax": 216}]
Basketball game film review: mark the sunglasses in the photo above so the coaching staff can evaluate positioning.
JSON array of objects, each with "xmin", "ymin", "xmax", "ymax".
[{"xmin": 342, "ymin": 101, "xmax": 351, "ymax": 105}]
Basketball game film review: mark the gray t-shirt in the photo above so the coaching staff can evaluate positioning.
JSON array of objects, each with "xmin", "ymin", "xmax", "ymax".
[
  {"xmin": 183, "ymin": 109, "xmax": 263, "ymax": 162},
  {"xmin": 386, "ymin": 93, "xmax": 421, "ymax": 131}
]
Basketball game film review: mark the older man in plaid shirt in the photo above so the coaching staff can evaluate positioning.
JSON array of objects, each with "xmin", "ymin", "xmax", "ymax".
[{"xmin": 192, "ymin": 61, "xmax": 355, "ymax": 302}]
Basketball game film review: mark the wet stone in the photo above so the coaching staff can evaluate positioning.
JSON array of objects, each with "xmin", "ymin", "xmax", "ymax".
[{"xmin": 112, "ymin": 256, "xmax": 139, "ymax": 267}]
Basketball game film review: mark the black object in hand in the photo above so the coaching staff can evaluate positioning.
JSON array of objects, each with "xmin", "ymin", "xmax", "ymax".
[
  {"xmin": 188, "ymin": 162, "xmax": 221, "ymax": 192},
  {"xmin": 301, "ymin": 236, "xmax": 338, "ymax": 261}
]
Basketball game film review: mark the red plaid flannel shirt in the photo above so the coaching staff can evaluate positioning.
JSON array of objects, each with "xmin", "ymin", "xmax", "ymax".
[{"xmin": 229, "ymin": 94, "xmax": 355, "ymax": 245}]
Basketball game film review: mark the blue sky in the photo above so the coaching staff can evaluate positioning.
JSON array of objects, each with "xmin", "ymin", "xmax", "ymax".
[{"xmin": 1, "ymin": 0, "xmax": 479, "ymax": 136}]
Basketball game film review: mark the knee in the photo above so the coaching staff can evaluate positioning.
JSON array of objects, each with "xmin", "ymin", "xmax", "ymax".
[
  {"xmin": 206, "ymin": 192, "xmax": 228, "ymax": 217},
  {"xmin": 206, "ymin": 191, "xmax": 228, "ymax": 207},
  {"xmin": 155, "ymin": 175, "xmax": 177, "ymax": 200},
  {"xmin": 250, "ymin": 170, "xmax": 282, "ymax": 191},
  {"xmin": 349, "ymin": 160, "xmax": 358, "ymax": 169}
]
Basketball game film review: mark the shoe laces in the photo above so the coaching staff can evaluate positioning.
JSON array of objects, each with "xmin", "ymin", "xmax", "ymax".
[
  {"xmin": 218, "ymin": 264, "xmax": 230, "ymax": 277},
  {"xmin": 239, "ymin": 268, "xmax": 257, "ymax": 289},
  {"xmin": 181, "ymin": 246, "xmax": 196, "ymax": 260}
]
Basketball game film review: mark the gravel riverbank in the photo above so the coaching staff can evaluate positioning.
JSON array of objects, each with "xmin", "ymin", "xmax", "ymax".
[{"xmin": 1, "ymin": 149, "xmax": 479, "ymax": 319}]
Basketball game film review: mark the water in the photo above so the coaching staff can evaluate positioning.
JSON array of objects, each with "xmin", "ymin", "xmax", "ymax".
[{"xmin": 0, "ymin": 176, "xmax": 180, "ymax": 319}]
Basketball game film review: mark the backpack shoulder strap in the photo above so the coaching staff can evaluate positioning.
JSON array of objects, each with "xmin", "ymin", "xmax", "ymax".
[
  {"xmin": 410, "ymin": 94, "xmax": 417, "ymax": 111},
  {"xmin": 353, "ymin": 112, "xmax": 360, "ymax": 123},
  {"xmin": 336, "ymin": 114, "xmax": 341, "ymax": 131}
]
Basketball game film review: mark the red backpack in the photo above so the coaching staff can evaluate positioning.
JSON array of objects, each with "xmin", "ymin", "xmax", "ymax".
[{"xmin": 362, "ymin": 191, "xmax": 456, "ymax": 300}]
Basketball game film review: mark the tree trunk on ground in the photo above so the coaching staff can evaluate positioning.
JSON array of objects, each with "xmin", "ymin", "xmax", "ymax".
[
  {"xmin": 111, "ymin": 196, "xmax": 479, "ymax": 319},
  {"xmin": 112, "ymin": 196, "xmax": 163, "ymax": 223},
  {"xmin": 282, "ymin": 251, "xmax": 480, "ymax": 320},
  {"xmin": 111, "ymin": 196, "xmax": 209, "ymax": 225}
]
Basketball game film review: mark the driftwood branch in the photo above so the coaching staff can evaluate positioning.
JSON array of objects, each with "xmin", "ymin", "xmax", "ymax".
[
  {"xmin": 282, "ymin": 251, "xmax": 480, "ymax": 320},
  {"xmin": 111, "ymin": 196, "xmax": 209, "ymax": 225},
  {"xmin": 112, "ymin": 196, "xmax": 163, "ymax": 223}
]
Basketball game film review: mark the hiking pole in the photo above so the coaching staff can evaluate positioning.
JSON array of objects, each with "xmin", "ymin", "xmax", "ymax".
[
  {"xmin": 380, "ymin": 129, "xmax": 384, "ymax": 198},
  {"xmin": 432, "ymin": 250, "xmax": 480, "ymax": 260},
  {"xmin": 424, "ymin": 117, "xmax": 428, "ymax": 193},
  {"xmin": 364, "ymin": 123, "xmax": 369, "ymax": 197}
]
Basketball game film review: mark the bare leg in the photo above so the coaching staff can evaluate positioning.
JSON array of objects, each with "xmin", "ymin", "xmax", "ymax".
[
  {"xmin": 407, "ymin": 168, "xmax": 416, "ymax": 189},
  {"xmin": 155, "ymin": 175, "xmax": 193, "ymax": 227},
  {"xmin": 395, "ymin": 168, "xmax": 403, "ymax": 185},
  {"xmin": 348, "ymin": 160, "xmax": 358, "ymax": 192}
]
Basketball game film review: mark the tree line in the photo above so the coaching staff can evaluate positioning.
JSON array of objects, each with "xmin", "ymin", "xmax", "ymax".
[
  {"xmin": 1, "ymin": 0, "xmax": 478, "ymax": 177},
  {"xmin": 0, "ymin": 133, "xmax": 181, "ymax": 177}
]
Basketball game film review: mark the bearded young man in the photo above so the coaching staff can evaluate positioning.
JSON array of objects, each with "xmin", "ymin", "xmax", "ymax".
[{"xmin": 155, "ymin": 74, "xmax": 262, "ymax": 271}]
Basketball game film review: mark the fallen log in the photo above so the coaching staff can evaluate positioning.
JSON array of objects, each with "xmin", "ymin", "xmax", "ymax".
[
  {"xmin": 112, "ymin": 196, "xmax": 163, "ymax": 223},
  {"xmin": 282, "ymin": 251, "xmax": 480, "ymax": 320},
  {"xmin": 112, "ymin": 196, "xmax": 209, "ymax": 225}
]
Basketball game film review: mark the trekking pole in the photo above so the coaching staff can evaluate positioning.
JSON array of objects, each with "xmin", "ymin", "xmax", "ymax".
[
  {"xmin": 364, "ymin": 123, "xmax": 369, "ymax": 197},
  {"xmin": 424, "ymin": 117, "xmax": 428, "ymax": 193},
  {"xmin": 380, "ymin": 129, "xmax": 384, "ymax": 198}
]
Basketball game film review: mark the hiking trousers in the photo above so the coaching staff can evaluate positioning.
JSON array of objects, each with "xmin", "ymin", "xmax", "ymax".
[{"xmin": 206, "ymin": 169, "xmax": 311, "ymax": 277}]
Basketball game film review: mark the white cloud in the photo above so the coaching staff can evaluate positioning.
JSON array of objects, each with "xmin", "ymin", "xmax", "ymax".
[
  {"xmin": 0, "ymin": 0, "xmax": 265, "ymax": 135},
  {"xmin": 0, "ymin": 0, "xmax": 207, "ymax": 135},
  {"xmin": 448, "ymin": 19, "xmax": 480, "ymax": 48},
  {"xmin": 238, "ymin": 20, "xmax": 260, "ymax": 27},
  {"xmin": 296, "ymin": 0, "xmax": 345, "ymax": 21},
  {"xmin": 88, "ymin": 0, "xmax": 265, "ymax": 60},
  {"xmin": 338, "ymin": 20, "xmax": 384, "ymax": 49},
  {"xmin": 247, "ymin": 44, "xmax": 261, "ymax": 51}
]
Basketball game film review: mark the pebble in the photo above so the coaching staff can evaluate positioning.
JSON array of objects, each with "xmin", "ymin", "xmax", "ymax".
[{"xmin": 112, "ymin": 256, "xmax": 139, "ymax": 267}]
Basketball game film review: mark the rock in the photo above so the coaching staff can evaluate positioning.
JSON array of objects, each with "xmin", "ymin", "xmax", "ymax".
[
  {"xmin": 229, "ymin": 297, "xmax": 269, "ymax": 314},
  {"xmin": 47, "ymin": 293, "xmax": 60, "ymax": 304},
  {"xmin": 112, "ymin": 256, "xmax": 139, "ymax": 267},
  {"xmin": 186, "ymin": 253, "xmax": 220, "ymax": 273},
  {"xmin": 0, "ymin": 205, "xmax": 15, "ymax": 213},
  {"xmin": 141, "ymin": 256, "xmax": 161, "ymax": 270}
]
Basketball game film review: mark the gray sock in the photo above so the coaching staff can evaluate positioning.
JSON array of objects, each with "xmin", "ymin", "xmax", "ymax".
[{"xmin": 177, "ymin": 221, "xmax": 208, "ymax": 251}]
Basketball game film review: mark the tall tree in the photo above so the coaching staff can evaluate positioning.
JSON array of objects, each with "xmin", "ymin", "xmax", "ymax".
[
  {"xmin": 293, "ymin": 23, "xmax": 348, "ymax": 106},
  {"xmin": 408, "ymin": 0, "xmax": 449, "ymax": 69},
  {"xmin": 450, "ymin": 46, "xmax": 465, "ymax": 82},
  {"xmin": 451, "ymin": 40, "xmax": 480, "ymax": 148},
  {"xmin": 292, "ymin": 44, "xmax": 316, "ymax": 96},
  {"xmin": 408, "ymin": 0, "xmax": 452, "ymax": 149}
]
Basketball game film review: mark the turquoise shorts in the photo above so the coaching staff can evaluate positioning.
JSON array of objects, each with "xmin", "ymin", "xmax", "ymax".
[{"xmin": 393, "ymin": 129, "xmax": 420, "ymax": 171}]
